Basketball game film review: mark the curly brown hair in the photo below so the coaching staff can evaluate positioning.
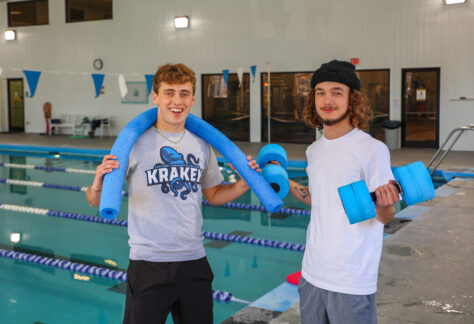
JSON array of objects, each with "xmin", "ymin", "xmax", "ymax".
[
  {"xmin": 153, "ymin": 63, "xmax": 196, "ymax": 94},
  {"xmin": 303, "ymin": 88, "xmax": 373, "ymax": 131}
]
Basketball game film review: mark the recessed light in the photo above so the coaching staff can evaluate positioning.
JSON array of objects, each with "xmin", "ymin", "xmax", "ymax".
[{"xmin": 175, "ymin": 16, "xmax": 189, "ymax": 29}]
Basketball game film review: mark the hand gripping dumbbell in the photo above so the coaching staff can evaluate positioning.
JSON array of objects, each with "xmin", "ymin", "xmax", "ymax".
[
  {"xmin": 257, "ymin": 144, "xmax": 289, "ymax": 199},
  {"xmin": 338, "ymin": 161, "xmax": 436, "ymax": 224}
]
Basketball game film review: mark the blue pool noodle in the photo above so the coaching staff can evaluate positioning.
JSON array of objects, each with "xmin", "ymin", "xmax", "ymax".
[{"xmin": 100, "ymin": 107, "xmax": 283, "ymax": 219}]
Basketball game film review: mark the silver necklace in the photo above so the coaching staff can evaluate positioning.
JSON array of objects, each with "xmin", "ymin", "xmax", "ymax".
[{"xmin": 156, "ymin": 129, "xmax": 186, "ymax": 151}]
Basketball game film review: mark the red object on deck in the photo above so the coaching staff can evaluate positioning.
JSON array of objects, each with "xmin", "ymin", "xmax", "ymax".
[{"xmin": 286, "ymin": 271, "xmax": 302, "ymax": 285}]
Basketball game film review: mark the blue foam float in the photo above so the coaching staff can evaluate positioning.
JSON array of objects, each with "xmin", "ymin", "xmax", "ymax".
[
  {"xmin": 338, "ymin": 180, "xmax": 376, "ymax": 224},
  {"xmin": 257, "ymin": 144, "xmax": 288, "ymax": 169},
  {"xmin": 339, "ymin": 161, "xmax": 435, "ymax": 224},
  {"xmin": 258, "ymin": 144, "xmax": 289, "ymax": 199},
  {"xmin": 99, "ymin": 108, "xmax": 283, "ymax": 219}
]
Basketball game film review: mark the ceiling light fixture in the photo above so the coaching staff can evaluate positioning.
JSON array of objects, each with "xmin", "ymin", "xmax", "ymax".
[
  {"xmin": 5, "ymin": 29, "xmax": 16, "ymax": 41},
  {"xmin": 175, "ymin": 16, "xmax": 189, "ymax": 29},
  {"xmin": 445, "ymin": 0, "xmax": 466, "ymax": 4}
]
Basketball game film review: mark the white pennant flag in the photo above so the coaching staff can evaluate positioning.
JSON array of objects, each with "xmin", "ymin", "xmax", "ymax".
[
  {"xmin": 118, "ymin": 74, "xmax": 128, "ymax": 99},
  {"xmin": 0, "ymin": 68, "xmax": 3, "ymax": 77},
  {"xmin": 236, "ymin": 67, "xmax": 244, "ymax": 87}
]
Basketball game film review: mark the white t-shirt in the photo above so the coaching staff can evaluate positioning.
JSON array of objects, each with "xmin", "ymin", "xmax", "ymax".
[{"xmin": 301, "ymin": 128, "xmax": 394, "ymax": 295}]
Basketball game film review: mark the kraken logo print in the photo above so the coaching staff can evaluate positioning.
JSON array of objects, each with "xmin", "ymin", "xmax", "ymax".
[{"xmin": 145, "ymin": 146, "xmax": 201, "ymax": 200}]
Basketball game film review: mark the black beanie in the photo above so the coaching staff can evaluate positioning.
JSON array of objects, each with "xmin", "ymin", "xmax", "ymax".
[{"xmin": 310, "ymin": 60, "xmax": 361, "ymax": 90}]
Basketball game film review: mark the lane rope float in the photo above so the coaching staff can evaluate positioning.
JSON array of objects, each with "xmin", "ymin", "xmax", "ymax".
[
  {"xmin": 0, "ymin": 162, "xmax": 95, "ymax": 174},
  {"xmin": 0, "ymin": 178, "xmax": 310, "ymax": 216},
  {"xmin": 0, "ymin": 248, "xmax": 248, "ymax": 304},
  {"xmin": 0, "ymin": 203, "xmax": 305, "ymax": 252}
]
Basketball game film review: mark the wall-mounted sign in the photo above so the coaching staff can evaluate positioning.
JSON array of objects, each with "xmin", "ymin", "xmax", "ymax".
[{"xmin": 416, "ymin": 88, "xmax": 426, "ymax": 101}]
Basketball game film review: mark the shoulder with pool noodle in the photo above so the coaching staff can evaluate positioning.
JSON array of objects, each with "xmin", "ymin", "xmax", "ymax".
[{"xmin": 99, "ymin": 107, "xmax": 283, "ymax": 219}]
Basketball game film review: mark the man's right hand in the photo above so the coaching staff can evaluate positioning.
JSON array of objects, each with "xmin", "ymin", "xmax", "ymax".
[{"xmin": 87, "ymin": 154, "xmax": 119, "ymax": 206}]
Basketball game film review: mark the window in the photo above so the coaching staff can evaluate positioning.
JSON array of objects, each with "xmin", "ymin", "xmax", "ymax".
[
  {"xmin": 202, "ymin": 73, "xmax": 250, "ymax": 141},
  {"xmin": 261, "ymin": 72, "xmax": 315, "ymax": 144},
  {"xmin": 356, "ymin": 69, "xmax": 390, "ymax": 142},
  {"xmin": 8, "ymin": 0, "xmax": 49, "ymax": 27},
  {"xmin": 66, "ymin": 0, "xmax": 112, "ymax": 23}
]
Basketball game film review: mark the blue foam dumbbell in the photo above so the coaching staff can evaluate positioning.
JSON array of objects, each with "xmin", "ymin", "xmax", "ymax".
[
  {"xmin": 338, "ymin": 161, "xmax": 436, "ymax": 224},
  {"xmin": 257, "ymin": 144, "xmax": 289, "ymax": 199}
]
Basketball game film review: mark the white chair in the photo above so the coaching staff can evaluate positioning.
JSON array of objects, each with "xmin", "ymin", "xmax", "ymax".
[
  {"xmin": 73, "ymin": 114, "xmax": 91, "ymax": 135},
  {"xmin": 49, "ymin": 114, "xmax": 75, "ymax": 136},
  {"xmin": 96, "ymin": 116, "xmax": 112, "ymax": 137}
]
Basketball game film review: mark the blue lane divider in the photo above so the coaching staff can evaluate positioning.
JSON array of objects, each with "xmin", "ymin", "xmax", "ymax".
[
  {"xmin": 0, "ymin": 248, "xmax": 247, "ymax": 304},
  {"xmin": 0, "ymin": 248, "xmax": 127, "ymax": 280},
  {"xmin": 100, "ymin": 108, "xmax": 283, "ymax": 220},
  {"xmin": 0, "ymin": 162, "xmax": 95, "ymax": 174},
  {"xmin": 0, "ymin": 144, "xmax": 109, "ymax": 156},
  {"xmin": 48, "ymin": 209, "xmax": 128, "ymax": 226},
  {"xmin": 0, "ymin": 203, "xmax": 305, "ymax": 252},
  {"xmin": 217, "ymin": 156, "xmax": 308, "ymax": 170},
  {"xmin": 0, "ymin": 178, "xmax": 310, "ymax": 217},
  {"xmin": 203, "ymin": 231, "xmax": 305, "ymax": 252},
  {"xmin": 42, "ymin": 183, "xmax": 84, "ymax": 191},
  {"xmin": 201, "ymin": 199, "xmax": 310, "ymax": 217}
]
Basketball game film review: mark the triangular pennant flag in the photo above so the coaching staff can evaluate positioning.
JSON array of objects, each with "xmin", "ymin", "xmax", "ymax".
[
  {"xmin": 222, "ymin": 69, "xmax": 229, "ymax": 88},
  {"xmin": 91, "ymin": 73, "xmax": 105, "ymax": 98},
  {"xmin": 145, "ymin": 74, "xmax": 154, "ymax": 95},
  {"xmin": 250, "ymin": 65, "xmax": 257, "ymax": 83},
  {"xmin": 23, "ymin": 70, "xmax": 42, "ymax": 98},
  {"xmin": 118, "ymin": 74, "xmax": 128, "ymax": 99},
  {"xmin": 236, "ymin": 67, "xmax": 244, "ymax": 87},
  {"xmin": 0, "ymin": 68, "xmax": 3, "ymax": 77}
]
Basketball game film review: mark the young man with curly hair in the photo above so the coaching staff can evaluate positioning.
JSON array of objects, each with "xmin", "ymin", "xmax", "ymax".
[
  {"xmin": 87, "ymin": 63, "xmax": 259, "ymax": 324},
  {"xmin": 289, "ymin": 60, "xmax": 399, "ymax": 323}
]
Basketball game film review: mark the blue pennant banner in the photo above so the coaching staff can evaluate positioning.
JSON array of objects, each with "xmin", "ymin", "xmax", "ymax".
[
  {"xmin": 250, "ymin": 65, "xmax": 257, "ymax": 83},
  {"xmin": 23, "ymin": 70, "xmax": 42, "ymax": 98},
  {"xmin": 91, "ymin": 74, "xmax": 105, "ymax": 98},
  {"xmin": 145, "ymin": 74, "xmax": 154, "ymax": 95},
  {"xmin": 222, "ymin": 69, "xmax": 229, "ymax": 88}
]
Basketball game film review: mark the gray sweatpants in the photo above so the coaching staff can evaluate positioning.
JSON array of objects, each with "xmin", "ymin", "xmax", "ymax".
[{"xmin": 298, "ymin": 277, "xmax": 377, "ymax": 324}]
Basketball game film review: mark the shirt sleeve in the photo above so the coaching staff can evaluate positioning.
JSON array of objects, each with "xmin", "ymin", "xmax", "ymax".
[
  {"xmin": 366, "ymin": 144, "xmax": 394, "ymax": 192},
  {"xmin": 201, "ymin": 145, "xmax": 224, "ymax": 190},
  {"xmin": 125, "ymin": 146, "xmax": 135, "ymax": 179}
]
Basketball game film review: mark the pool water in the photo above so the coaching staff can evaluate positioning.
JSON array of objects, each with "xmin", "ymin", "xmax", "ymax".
[
  {"xmin": 0, "ymin": 151, "xmax": 448, "ymax": 323},
  {"xmin": 0, "ymin": 152, "xmax": 309, "ymax": 324}
]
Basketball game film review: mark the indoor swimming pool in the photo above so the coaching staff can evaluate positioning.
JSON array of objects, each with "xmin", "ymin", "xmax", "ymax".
[{"xmin": 0, "ymin": 148, "xmax": 310, "ymax": 323}]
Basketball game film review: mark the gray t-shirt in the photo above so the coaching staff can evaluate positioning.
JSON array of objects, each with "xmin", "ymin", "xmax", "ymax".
[{"xmin": 126, "ymin": 127, "xmax": 224, "ymax": 262}]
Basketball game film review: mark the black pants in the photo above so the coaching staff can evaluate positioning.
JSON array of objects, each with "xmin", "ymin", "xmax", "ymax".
[{"xmin": 123, "ymin": 257, "xmax": 214, "ymax": 324}]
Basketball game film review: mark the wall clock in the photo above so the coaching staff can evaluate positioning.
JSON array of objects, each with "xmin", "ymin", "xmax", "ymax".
[{"xmin": 93, "ymin": 58, "xmax": 104, "ymax": 71}]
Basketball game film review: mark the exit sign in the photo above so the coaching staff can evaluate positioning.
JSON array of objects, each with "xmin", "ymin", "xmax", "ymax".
[{"xmin": 350, "ymin": 58, "xmax": 359, "ymax": 65}]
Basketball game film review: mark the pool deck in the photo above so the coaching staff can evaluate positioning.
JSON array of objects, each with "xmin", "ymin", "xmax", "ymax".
[{"xmin": 1, "ymin": 133, "xmax": 473, "ymax": 324}]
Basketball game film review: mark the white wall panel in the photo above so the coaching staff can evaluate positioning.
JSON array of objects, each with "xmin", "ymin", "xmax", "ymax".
[{"xmin": 0, "ymin": 0, "xmax": 472, "ymax": 150}]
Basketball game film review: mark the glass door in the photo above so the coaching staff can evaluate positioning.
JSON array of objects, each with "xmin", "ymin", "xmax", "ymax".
[
  {"xmin": 8, "ymin": 79, "xmax": 25, "ymax": 132},
  {"xmin": 401, "ymin": 68, "xmax": 440, "ymax": 148}
]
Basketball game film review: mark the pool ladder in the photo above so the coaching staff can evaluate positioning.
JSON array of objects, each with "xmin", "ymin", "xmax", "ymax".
[{"xmin": 427, "ymin": 124, "xmax": 474, "ymax": 176}]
